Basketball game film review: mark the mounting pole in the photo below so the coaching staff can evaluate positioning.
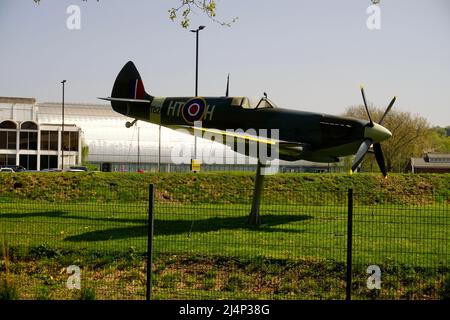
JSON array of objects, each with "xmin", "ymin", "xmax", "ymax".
[{"xmin": 248, "ymin": 160, "xmax": 266, "ymax": 226}]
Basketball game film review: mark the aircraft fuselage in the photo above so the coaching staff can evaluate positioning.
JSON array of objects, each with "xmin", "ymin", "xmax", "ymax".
[{"xmin": 111, "ymin": 96, "xmax": 370, "ymax": 162}]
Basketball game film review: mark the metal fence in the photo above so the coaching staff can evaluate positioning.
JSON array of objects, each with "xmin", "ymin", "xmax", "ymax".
[
  {"xmin": 0, "ymin": 184, "xmax": 449, "ymax": 300},
  {"xmin": 0, "ymin": 186, "xmax": 149, "ymax": 300},
  {"xmin": 152, "ymin": 187, "xmax": 450, "ymax": 300}
]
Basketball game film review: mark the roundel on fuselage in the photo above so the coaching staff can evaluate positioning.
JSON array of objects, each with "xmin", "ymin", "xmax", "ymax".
[{"xmin": 182, "ymin": 97, "xmax": 206, "ymax": 124}]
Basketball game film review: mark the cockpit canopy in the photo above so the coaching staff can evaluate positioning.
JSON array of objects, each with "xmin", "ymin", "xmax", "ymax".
[{"xmin": 231, "ymin": 96, "xmax": 278, "ymax": 109}]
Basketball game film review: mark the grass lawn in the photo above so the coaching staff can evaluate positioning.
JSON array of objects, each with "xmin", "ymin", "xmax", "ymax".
[
  {"xmin": 1, "ymin": 199, "xmax": 449, "ymax": 300},
  {"xmin": 1, "ymin": 200, "xmax": 449, "ymax": 267}
]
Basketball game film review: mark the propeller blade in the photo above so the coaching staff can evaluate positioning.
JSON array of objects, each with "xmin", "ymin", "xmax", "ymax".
[
  {"xmin": 360, "ymin": 86, "xmax": 373, "ymax": 127},
  {"xmin": 225, "ymin": 74, "xmax": 230, "ymax": 97},
  {"xmin": 373, "ymin": 143, "xmax": 387, "ymax": 177},
  {"xmin": 351, "ymin": 139, "xmax": 372, "ymax": 173},
  {"xmin": 378, "ymin": 96, "xmax": 396, "ymax": 125}
]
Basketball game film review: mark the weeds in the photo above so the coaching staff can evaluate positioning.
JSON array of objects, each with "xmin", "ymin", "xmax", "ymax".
[
  {"xmin": 0, "ymin": 241, "xmax": 18, "ymax": 300},
  {"xmin": 79, "ymin": 287, "xmax": 96, "ymax": 300}
]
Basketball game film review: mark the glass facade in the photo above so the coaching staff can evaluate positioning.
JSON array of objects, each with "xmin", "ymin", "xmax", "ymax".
[
  {"xmin": 0, "ymin": 154, "xmax": 16, "ymax": 166},
  {"xmin": 0, "ymin": 117, "xmax": 81, "ymax": 170},
  {"xmin": 63, "ymin": 131, "xmax": 78, "ymax": 152},
  {"xmin": 19, "ymin": 154, "xmax": 37, "ymax": 170},
  {"xmin": 0, "ymin": 120, "xmax": 17, "ymax": 150},
  {"xmin": 40, "ymin": 155, "xmax": 58, "ymax": 170},
  {"xmin": 21, "ymin": 121, "xmax": 38, "ymax": 130},
  {"xmin": 20, "ymin": 131, "xmax": 38, "ymax": 150},
  {"xmin": 0, "ymin": 121, "xmax": 17, "ymax": 129},
  {"xmin": 40, "ymin": 131, "xmax": 58, "ymax": 151},
  {"xmin": 0, "ymin": 131, "xmax": 16, "ymax": 149}
]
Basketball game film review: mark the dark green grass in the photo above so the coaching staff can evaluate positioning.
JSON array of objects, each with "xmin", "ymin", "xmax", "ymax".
[{"xmin": 1, "ymin": 201, "xmax": 449, "ymax": 267}]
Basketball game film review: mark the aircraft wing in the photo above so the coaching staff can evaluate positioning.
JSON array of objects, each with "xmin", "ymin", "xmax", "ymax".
[
  {"xmin": 190, "ymin": 127, "xmax": 278, "ymax": 145},
  {"xmin": 180, "ymin": 126, "xmax": 310, "ymax": 159}
]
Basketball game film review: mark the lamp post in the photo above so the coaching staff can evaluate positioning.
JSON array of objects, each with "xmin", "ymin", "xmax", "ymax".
[
  {"xmin": 61, "ymin": 80, "xmax": 66, "ymax": 170},
  {"xmin": 190, "ymin": 25, "xmax": 206, "ymax": 162}
]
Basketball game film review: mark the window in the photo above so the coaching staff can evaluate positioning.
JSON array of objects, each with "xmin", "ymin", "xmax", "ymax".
[
  {"xmin": 50, "ymin": 131, "xmax": 58, "ymax": 150},
  {"xmin": 41, "ymin": 131, "xmax": 49, "ymax": 150},
  {"xmin": 21, "ymin": 121, "xmax": 38, "ymax": 130},
  {"xmin": 255, "ymin": 98, "xmax": 277, "ymax": 109},
  {"xmin": 0, "ymin": 121, "xmax": 17, "ymax": 150},
  {"xmin": 40, "ymin": 131, "xmax": 59, "ymax": 151},
  {"xmin": 19, "ymin": 154, "xmax": 37, "ymax": 170},
  {"xmin": 70, "ymin": 131, "xmax": 78, "ymax": 151},
  {"xmin": 19, "ymin": 121, "xmax": 38, "ymax": 151},
  {"xmin": 63, "ymin": 131, "xmax": 79, "ymax": 152},
  {"xmin": 231, "ymin": 96, "xmax": 277, "ymax": 109},
  {"xmin": 0, "ymin": 131, "xmax": 17, "ymax": 150},
  {"xmin": 0, "ymin": 154, "xmax": 16, "ymax": 166},
  {"xmin": 20, "ymin": 132, "xmax": 38, "ymax": 150},
  {"xmin": 40, "ymin": 155, "xmax": 58, "ymax": 170},
  {"xmin": 0, "ymin": 121, "xmax": 17, "ymax": 129}
]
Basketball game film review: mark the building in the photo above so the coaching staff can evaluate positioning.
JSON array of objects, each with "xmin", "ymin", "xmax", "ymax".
[
  {"xmin": 0, "ymin": 97, "xmax": 82, "ymax": 170},
  {"xmin": 1, "ymin": 96, "xmax": 340, "ymax": 173},
  {"xmin": 407, "ymin": 153, "xmax": 450, "ymax": 173}
]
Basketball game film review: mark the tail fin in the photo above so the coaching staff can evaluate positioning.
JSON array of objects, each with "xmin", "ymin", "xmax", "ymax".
[
  {"xmin": 111, "ymin": 61, "xmax": 153, "ymax": 100},
  {"xmin": 101, "ymin": 61, "xmax": 154, "ymax": 118}
]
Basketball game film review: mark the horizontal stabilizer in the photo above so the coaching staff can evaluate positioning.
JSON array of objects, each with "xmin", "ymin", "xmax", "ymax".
[{"xmin": 98, "ymin": 97, "xmax": 152, "ymax": 104}]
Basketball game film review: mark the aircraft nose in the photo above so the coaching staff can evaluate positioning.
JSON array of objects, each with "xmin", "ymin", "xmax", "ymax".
[{"xmin": 364, "ymin": 123, "xmax": 392, "ymax": 143}]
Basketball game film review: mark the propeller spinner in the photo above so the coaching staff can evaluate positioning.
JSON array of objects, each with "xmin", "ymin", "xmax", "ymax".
[{"xmin": 351, "ymin": 86, "xmax": 395, "ymax": 177}]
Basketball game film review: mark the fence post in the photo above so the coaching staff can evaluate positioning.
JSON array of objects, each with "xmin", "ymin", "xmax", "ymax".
[
  {"xmin": 146, "ymin": 184, "xmax": 155, "ymax": 301},
  {"xmin": 346, "ymin": 188, "xmax": 353, "ymax": 301}
]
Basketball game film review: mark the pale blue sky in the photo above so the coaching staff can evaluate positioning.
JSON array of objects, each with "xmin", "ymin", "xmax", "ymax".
[{"xmin": 1, "ymin": 0, "xmax": 449, "ymax": 126}]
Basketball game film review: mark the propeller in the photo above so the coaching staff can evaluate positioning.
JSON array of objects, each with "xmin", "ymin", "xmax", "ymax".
[
  {"xmin": 225, "ymin": 74, "xmax": 230, "ymax": 97},
  {"xmin": 351, "ymin": 87, "xmax": 396, "ymax": 177},
  {"xmin": 351, "ymin": 139, "xmax": 372, "ymax": 173},
  {"xmin": 378, "ymin": 96, "xmax": 396, "ymax": 125},
  {"xmin": 360, "ymin": 86, "xmax": 374, "ymax": 127},
  {"xmin": 373, "ymin": 143, "xmax": 387, "ymax": 177}
]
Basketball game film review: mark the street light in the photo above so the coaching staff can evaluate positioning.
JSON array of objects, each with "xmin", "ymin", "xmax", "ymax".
[
  {"xmin": 61, "ymin": 80, "xmax": 66, "ymax": 170},
  {"xmin": 190, "ymin": 25, "xmax": 206, "ymax": 162}
]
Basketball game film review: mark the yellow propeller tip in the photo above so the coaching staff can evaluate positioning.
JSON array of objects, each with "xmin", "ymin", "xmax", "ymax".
[
  {"xmin": 384, "ymin": 175, "xmax": 388, "ymax": 180},
  {"xmin": 360, "ymin": 85, "xmax": 364, "ymax": 89},
  {"xmin": 348, "ymin": 170, "xmax": 353, "ymax": 175}
]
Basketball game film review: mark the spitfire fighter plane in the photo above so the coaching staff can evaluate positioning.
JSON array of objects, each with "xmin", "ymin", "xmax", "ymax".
[{"xmin": 100, "ymin": 61, "xmax": 396, "ymax": 224}]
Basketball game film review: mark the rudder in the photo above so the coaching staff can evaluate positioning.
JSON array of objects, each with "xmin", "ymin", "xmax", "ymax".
[{"xmin": 111, "ymin": 61, "xmax": 153, "ymax": 100}]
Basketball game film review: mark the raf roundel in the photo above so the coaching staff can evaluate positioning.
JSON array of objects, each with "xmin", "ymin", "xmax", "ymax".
[{"xmin": 182, "ymin": 97, "xmax": 207, "ymax": 124}]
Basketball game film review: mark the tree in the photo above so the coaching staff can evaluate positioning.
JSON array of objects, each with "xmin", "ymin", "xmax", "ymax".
[
  {"xmin": 33, "ymin": 0, "xmax": 237, "ymax": 29},
  {"xmin": 168, "ymin": 0, "xmax": 237, "ymax": 28},
  {"xmin": 343, "ymin": 105, "xmax": 430, "ymax": 172},
  {"xmin": 81, "ymin": 143, "xmax": 90, "ymax": 165},
  {"xmin": 427, "ymin": 127, "xmax": 450, "ymax": 153}
]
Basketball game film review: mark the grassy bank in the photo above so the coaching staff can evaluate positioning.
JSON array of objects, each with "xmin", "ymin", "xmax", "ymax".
[
  {"xmin": 0, "ymin": 172, "xmax": 449, "ymax": 204},
  {"xmin": 2, "ymin": 250, "xmax": 449, "ymax": 300}
]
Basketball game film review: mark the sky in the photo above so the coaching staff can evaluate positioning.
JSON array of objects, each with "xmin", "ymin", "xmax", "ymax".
[{"xmin": 0, "ymin": 0, "xmax": 449, "ymax": 126}]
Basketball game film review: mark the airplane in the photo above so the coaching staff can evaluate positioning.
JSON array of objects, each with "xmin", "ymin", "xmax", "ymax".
[{"xmin": 100, "ymin": 61, "xmax": 396, "ymax": 225}]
